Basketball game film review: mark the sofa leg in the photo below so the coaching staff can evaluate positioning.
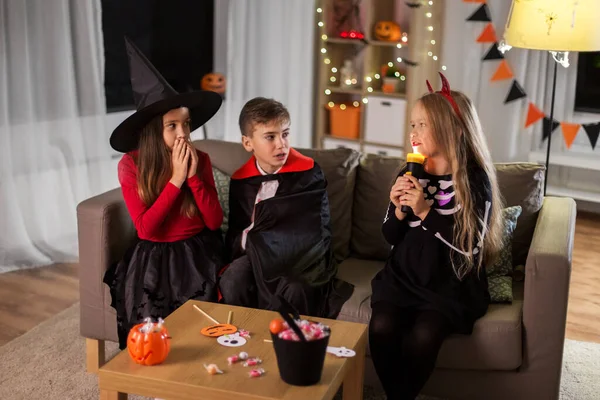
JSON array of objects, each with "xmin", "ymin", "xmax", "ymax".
[{"xmin": 86, "ymin": 338, "xmax": 106, "ymax": 373}]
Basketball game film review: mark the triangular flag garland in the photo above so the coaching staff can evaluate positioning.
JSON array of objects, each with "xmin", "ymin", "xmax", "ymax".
[
  {"xmin": 525, "ymin": 103, "xmax": 545, "ymax": 128},
  {"xmin": 504, "ymin": 81, "xmax": 527, "ymax": 103},
  {"xmin": 476, "ymin": 23, "xmax": 497, "ymax": 43},
  {"xmin": 467, "ymin": 4, "xmax": 491, "ymax": 22},
  {"xmin": 464, "ymin": 3, "xmax": 600, "ymax": 150},
  {"xmin": 491, "ymin": 60, "xmax": 513, "ymax": 81},
  {"xmin": 561, "ymin": 122, "xmax": 580, "ymax": 149},
  {"xmin": 583, "ymin": 123, "xmax": 600, "ymax": 150},
  {"xmin": 542, "ymin": 117, "xmax": 560, "ymax": 142},
  {"xmin": 483, "ymin": 43, "xmax": 504, "ymax": 60}
]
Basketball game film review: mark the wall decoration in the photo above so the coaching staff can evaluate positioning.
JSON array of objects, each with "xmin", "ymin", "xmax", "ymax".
[
  {"xmin": 201, "ymin": 72, "xmax": 226, "ymax": 95},
  {"xmin": 373, "ymin": 21, "xmax": 402, "ymax": 42}
]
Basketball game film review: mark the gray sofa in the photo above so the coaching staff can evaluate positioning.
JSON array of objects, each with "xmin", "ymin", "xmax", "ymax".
[{"xmin": 77, "ymin": 139, "xmax": 576, "ymax": 400}]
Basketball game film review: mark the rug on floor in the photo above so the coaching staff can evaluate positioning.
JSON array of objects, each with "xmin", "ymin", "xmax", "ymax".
[{"xmin": 0, "ymin": 303, "xmax": 597, "ymax": 400}]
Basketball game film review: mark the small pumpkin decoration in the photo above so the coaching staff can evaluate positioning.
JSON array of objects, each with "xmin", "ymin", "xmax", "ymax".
[
  {"xmin": 200, "ymin": 323, "xmax": 237, "ymax": 337},
  {"xmin": 127, "ymin": 318, "xmax": 171, "ymax": 366},
  {"xmin": 374, "ymin": 21, "xmax": 402, "ymax": 42},
  {"xmin": 201, "ymin": 72, "xmax": 226, "ymax": 95}
]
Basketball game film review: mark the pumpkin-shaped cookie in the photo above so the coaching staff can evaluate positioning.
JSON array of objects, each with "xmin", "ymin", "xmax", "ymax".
[{"xmin": 200, "ymin": 323, "xmax": 238, "ymax": 337}]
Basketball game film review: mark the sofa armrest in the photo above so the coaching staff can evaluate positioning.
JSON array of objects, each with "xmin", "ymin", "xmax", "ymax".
[
  {"xmin": 77, "ymin": 187, "xmax": 136, "ymax": 340},
  {"xmin": 522, "ymin": 196, "xmax": 576, "ymax": 391}
]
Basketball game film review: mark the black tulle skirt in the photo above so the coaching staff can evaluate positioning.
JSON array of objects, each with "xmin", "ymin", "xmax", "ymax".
[{"xmin": 103, "ymin": 229, "xmax": 225, "ymax": 348}]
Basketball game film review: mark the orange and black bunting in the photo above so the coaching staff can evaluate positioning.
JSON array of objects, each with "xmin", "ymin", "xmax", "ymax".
[
  {"xmin": 467, "ymin": 4, "xmax": 491, "ymax": 22},
  {"xmin": 491, "ymin": 60, "xmax": 513, "ymax": 81},
  {"xmin": 525, "ymin": 103, "xmax": 545, "ymax": 128},
  {"xmin": 504, "ymin": 81, "xmax": 527, "ymax": 103},
  {"xmin": 561, "ymin": 122, "xmax": 581, "ymax": 149},
  {"xmin": 476, "ymin": 23, "xmax": 497, "ymax": 43},
  {"xmin": 583, "ymin": 123, "xmax": 600, "ymax": 150},
  {"xmin": 542, "ymin": 117, "xmax": 560, "ymax": 142}
]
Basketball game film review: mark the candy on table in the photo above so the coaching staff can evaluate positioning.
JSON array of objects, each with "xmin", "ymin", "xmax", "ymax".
[
  {"xmin": 238, "ymin": 329, "xmax": 251, "ymax": 339},
  {"xmin": 242, "ymin": 357, "xmax": 262, "ymax": 367},
  {"xmin": 276, "ymin": 319, "xmax": 330, "ymax": 342},
  {"xmin": 248, "ymin": 368, "xmax": 266, "ymax": 378},
  {"xmin": 204, "ymin": 363, "xmax": 224, "ymax": 375},
  {"xmin": 227, "ymin": 351, "xmax": 250, "ymax": 365}
]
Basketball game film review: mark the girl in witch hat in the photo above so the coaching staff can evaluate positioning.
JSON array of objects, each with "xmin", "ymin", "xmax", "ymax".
[{"xmin": 104, "ymin": 37, "xmax": 225, "ymax": 349}]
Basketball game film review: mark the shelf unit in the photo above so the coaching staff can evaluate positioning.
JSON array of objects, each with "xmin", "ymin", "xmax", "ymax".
[{"xmin": 312, "ymin": 0, "xmax": 444, "ymax": 156}]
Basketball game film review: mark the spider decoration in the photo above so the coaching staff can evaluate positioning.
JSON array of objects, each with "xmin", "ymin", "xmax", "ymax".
[{"xmin": 545, "ymin": 12, "xmax": 558, "ymax": 35}]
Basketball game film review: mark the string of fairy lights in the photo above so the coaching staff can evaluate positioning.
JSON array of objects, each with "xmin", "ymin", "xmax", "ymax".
[{"xmin": 317, "ymin": 1, "xmax": 446, "ymax": 109}]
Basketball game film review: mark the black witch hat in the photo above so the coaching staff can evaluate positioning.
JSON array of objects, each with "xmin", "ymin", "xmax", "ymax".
[{"xmin": 109, "ymin": 37, "xmax": 222, "ymax": 153}]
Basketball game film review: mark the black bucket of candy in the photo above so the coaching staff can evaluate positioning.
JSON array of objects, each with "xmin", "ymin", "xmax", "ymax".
[{"xmin": 270, "ymin": 297, "xmax": 331, "ymax": 386}]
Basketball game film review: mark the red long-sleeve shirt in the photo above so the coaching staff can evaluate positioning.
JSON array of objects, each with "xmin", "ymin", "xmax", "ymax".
[{"xmin": 118, "ymin": 149, "xmax": 223, "ymax": 242}]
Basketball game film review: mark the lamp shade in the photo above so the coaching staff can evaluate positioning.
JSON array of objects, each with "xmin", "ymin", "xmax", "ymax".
[{"xmin": 504, "ymin": 0, "xmax": 600, "ymax": 52}]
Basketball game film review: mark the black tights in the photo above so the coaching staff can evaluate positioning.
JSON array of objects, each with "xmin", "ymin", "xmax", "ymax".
[{"xmin": 369, "ymin": 302, "xmax": 451, "ymax": 400}]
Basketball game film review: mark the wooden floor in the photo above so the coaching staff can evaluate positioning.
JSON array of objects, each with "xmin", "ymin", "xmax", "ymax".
[
  {"xmin": 0, "ymin": 212, "xmax": 599, "ymax": 347},
  {"xmin": 0, "ymin": 263, "xmax": 79, "ymax": 347},
  {"xmin": 565, "ymin": 211, "xmax": 600, "ymax": 343}
]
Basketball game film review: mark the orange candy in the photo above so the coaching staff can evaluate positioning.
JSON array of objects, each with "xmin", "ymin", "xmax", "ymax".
[{"xmin": 269, "ymin": 319, "xmax": 285, "ymax": 334}]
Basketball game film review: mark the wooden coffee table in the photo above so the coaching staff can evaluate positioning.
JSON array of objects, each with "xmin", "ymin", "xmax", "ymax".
[{"xmin": 98, "ymin": 300, "xmax": 368, "ymax": 400}]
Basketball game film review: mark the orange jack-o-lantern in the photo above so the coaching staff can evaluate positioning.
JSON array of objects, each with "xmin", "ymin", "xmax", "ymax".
[
  {"xmin": 201, "ymin": 73, "xmax": 226, "ymax": 94},
  {"xmin": 374, "ymin": 21, "xmax": 402, "ymax": 42},
  {"xmin": 200, "ymin": 323, "xmax": 237, "ymax": 337},
  {"xmin": 127, "ymin": 322, "xmax": 171, "ymax": 366}
]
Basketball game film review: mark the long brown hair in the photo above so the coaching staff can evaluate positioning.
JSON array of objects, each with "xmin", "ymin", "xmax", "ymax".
[
  {"xmin": 135, "ymin": 114, "xmax": 198, "ymax": 218},
  {"xmin": 419, "ymin": 90, "xmax": 503, "ymax": 279}
]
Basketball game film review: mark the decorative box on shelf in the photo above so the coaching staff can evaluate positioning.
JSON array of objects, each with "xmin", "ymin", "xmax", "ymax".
[
  {"xmin": 327, "ymin": 103, "xmax": 362, "ymax": 139},
  {"xmin": 364, "ymin": 96, "xmax": 407, "ymax": 147}
]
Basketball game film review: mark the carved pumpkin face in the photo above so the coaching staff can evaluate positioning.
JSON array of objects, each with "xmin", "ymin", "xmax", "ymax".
[
  {"xmin": 200, "ymin": 323, "xmax": 237, "ymax": 337},
  {"xmin": 127, "ymin": 323, "xmax": 171, "ymax": 366},
  {"xmin": 374, "ymin": 21, "xmax": 402, "ymax": 41},
  {"xmin": 201, "ymin": 73, "xmax": 226, "ymax": 94}
]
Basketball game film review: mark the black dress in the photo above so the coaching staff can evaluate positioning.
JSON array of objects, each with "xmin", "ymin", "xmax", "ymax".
[
  {"xmin": 371, "ymin": 166, "xmax": 492, "ymax": 334},
  {"xmin": 104, "ymin": 230, "xmax": 225, "ymax": 349}
]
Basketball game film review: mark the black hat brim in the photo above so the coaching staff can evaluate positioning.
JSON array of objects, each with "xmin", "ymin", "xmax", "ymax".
[{"xmin": 110, "ymin": 90, "xmax": 223, "ymax": 153}]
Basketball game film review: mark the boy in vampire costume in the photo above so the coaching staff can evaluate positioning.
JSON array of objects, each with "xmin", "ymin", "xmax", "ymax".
[{"xmin": 219, "ymin": 97, "xmax": 353, "ymax": 318}]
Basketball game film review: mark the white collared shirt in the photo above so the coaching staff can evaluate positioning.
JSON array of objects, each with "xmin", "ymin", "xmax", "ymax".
[{"xmin": 241, "ymin": 161, "xmax": 281, "ymax": 250}]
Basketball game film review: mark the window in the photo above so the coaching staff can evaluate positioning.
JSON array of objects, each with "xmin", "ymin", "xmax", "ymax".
[
  {"xmin": 574, "ymin": 51, "xmax": 600, "ymax": 114},
  {"xmin": 101, "ymin": 0, "xmax": 214, "ymax": 112}
]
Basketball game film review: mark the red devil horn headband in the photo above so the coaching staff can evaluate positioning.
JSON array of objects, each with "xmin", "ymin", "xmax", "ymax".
[{"xmin": 426, "ymin": 72, "xmax": 462, "ymax": 120}]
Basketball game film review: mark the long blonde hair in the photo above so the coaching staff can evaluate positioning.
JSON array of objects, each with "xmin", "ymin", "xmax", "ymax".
[
  {"xmin": 134, "ymin": 114, "xmax": 198, "ymax": 218},
  {"xmin": 419, "ymin": 90, "xmax": 503, "ymax": 279}
]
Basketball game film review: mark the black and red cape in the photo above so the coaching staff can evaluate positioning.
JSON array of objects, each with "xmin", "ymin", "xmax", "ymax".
[{"xmin": 223, "ymin": 149, "xmax": 353, "ymax": 318}]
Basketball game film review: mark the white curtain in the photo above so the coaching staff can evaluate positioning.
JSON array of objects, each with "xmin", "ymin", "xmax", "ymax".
[
  {"xmin": 0, "ymin": 0, "xmax": 119, "ymax": 272},
  {"xmin": 222, "ymin": 0, "xmax": 316, "ymax": 148},
  {"xmin": 440, "ymin": 0, "xmax": 581, "ymax": 163}
]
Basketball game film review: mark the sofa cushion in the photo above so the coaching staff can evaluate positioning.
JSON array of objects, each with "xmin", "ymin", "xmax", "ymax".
[
  {"xmin": 194, "ymin": 139, "xmax": 249, "ymax": 175},
  {"xmin": 195, "ymin": 139, "xmax": 360, "ymax": 262},
  {"xmin": 351, "ymin": 154, "xmax": 404, "ymax": 260},
  {"xmin": 487, "ymin": 205, "xmax": 522, "ymax": 303},
  {"xmin": 212, "ymin": 167, "xmax": 231, "ymax": 234},
  {"xmin": 495, "ymin": 163, "xmax": 544, "ymax": 266},
  {"xmin": 336, "ymin": 258, "xmax": 523, "ymax": 371},
  {"xmin": 436, "ymin": 283, "xmax": 523, "ymax": 371}
]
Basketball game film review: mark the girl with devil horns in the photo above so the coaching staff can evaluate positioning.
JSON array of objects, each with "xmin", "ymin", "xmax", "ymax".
[
  {"xmin": 104, "ymin": 38, "xmax": 225, "ymax": 349},
  {"xmin": 369, "ymin": 73, "xmax": 504, "ymax": 399}
]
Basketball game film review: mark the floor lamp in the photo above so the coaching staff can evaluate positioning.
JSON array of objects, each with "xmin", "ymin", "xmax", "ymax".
[{"xmin": 502, "ymin": 0, "xmax": 600, "ymax": 195}]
